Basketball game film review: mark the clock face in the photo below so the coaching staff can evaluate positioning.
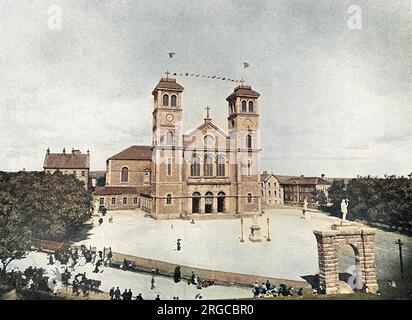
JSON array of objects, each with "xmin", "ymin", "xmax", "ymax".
[{"xmin": 166, "ymin": 114, "xmax": 175, "ymax": 123}]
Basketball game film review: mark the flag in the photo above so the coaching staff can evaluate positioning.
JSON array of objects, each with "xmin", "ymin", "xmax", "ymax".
[{"xmin": 244, "ymin": 62, "xmax": 250, "ymax": 68}]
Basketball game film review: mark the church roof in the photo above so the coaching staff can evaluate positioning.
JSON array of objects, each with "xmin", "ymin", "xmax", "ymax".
[
  {"xmin": 226, "ymin": 84, "xmax": 260, "ymax": 101},
  {"xmin": 152, "ymin": 74, "xmax": 184, "ymax": 94},
  {"xmin": 108, "ymin": 146, "xmax": 152, "ymax": 161},
  {"xmin": 44, "ymin": 151, "xmax": 90, "ymax": 169},
  {"xmin": 93, "ymin": 186, "xmax": 138, "ymax": 196},
  {"xmin": 184, "ymin": 121, "xmax": 229, "ymax": 139},
  {"xmin": 93, "ymin": 186, "xmax": 152, "ymax": 196}
]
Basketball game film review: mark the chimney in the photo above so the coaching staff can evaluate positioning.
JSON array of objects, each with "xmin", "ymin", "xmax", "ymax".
[
  {"xmin": 63, "ymin": 147, "xmax": 66, "ymax": 155},
  {"xmin": 301, "ymin": 175, "xmax": 304, "ymax": 178},
  {"xmin": 321, "ymin": 174, "xmax": 325, "ymax": 179},
  {"xmin": 87, "ymin": 149, "xmax": 90, "ymax": 155},
  {"xmin": 47, "ymin": 148, "xmax": 50, "ymax": 155},
  {"xmin": 72, "ymin": 148, "xmax": 75, "ymax": 155}
]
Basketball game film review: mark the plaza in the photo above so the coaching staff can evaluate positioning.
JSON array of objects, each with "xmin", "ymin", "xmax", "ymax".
[{"xmin": 78, "ymin": 208, "xmax": 411, "ymax": 282}]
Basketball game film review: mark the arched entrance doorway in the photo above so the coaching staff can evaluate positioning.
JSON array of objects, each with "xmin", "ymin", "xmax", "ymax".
[
  {"xmin": 205, "ymin": 192, "xmax": 213, "ymax": 213},
  {"xmin": 337, "ymin": 244, "xmax": 363, "ymax": 292},
  {"xmin": 217, "ymin": 192, "xmax": 225, "ymax": 213},
  {"xmin": 192, "ymin": 192, "xmax": 200, "ymax": 214}
]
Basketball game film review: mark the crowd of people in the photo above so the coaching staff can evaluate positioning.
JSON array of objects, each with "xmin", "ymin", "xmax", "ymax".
[{"xmin": 253, "ymin": 280, "xmax": 305, "ymax": 298}]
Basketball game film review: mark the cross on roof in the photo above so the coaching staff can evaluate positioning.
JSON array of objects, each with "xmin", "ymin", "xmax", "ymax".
[{"xmin": 205, "ymin": 106, "xmax": 211, "ymax": 119}]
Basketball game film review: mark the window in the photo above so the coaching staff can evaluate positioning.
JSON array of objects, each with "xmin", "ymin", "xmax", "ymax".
[
  {"xmin": 171, "ymin": 95, "xmax": 177, "ymax": 107},
  {"xmin": 133, "ymin": 197, "xmax": 138, "ymax": 205},
  {"xmin": 204, "ymin": 155, "xmax": 213, "ymax": 177},
  {"xmin": 111, "ymin": 197, "xmax": 116, "ymax": 205},
  {"xmin": 73, "ymin": 171, "xmax": 77, "ymax": 176},
  {"xmin": 163, "ymin": 94, "xmax": 169, "ymax": 106},
  {"xmin": 246, "ymin": 134, "xmax": 252, "ymax": 149},
  {"xmin": 216, "ymin": 156, "xmax": 225, "ymax": 177},
  {"xmin": 82, "ymin": 171, "xmax": 86, "ymax": 177},
  {"xmin": 242, "ymin": 100, "xmax": 247, "ymax": 112},
  {"xmin": 204, "ymin": 135, "xmax": 214, "ymax": 147},
  {"xmin": 99, "ymin": 198, "xmax": 104, "ymax": 206},
  {"xmin": 166, "ymin": 131, "xmax": 174, "ymax": 145},
  {"xmin": 247, "ymin": 160, "xmax": 252, "ymax": 176},
  {"xmin": 269, "ymin": 191, "xmax": 271, "ymax": 196},
  {"xmin": 167, "ymin": 158, "xmax": 172, "ymax": 176},
  {"xmin": 121, "ymin": 167, "xmax": 129, "ymax": 182},
  {"xmin": 248, "ymin": 101, "xmax": 254, "ymax": 112},
  {"xmin": 166, "ymin": 194, "xmax": 172, "ymax": 205},
  {"xmin": 247, "ymin": 193, "xmax": 253, "ymax": 203},
  {"xmin": 190, "ymin": 155, "xmax": 200, "ymax": 176},
  {"xmin": 123, "ymin": 197, "xmax": 128, "ymax": 205}
]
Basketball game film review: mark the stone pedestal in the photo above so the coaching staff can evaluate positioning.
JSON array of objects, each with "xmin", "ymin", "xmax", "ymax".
[{"xmin": 249, "ymin": 223, "xmax": 263, "ymax": 242}]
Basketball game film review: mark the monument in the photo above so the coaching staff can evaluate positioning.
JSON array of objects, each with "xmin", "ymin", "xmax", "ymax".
[
  {"xmin": 249, "ymin": 214, "xmax": 263, "ymax": 242},
  {"xmin": 313, "ymin": 211, "xmax": 378, "ymax": 294}
]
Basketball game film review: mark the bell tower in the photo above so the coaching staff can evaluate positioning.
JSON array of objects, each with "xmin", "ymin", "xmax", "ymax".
[
  {"xmin": 226, "ymin": 84, "xmax": 261, "ymax": 214},
  {"xmin": 151, "ymin": 72, "xmax": 184, "ymax": 218}
]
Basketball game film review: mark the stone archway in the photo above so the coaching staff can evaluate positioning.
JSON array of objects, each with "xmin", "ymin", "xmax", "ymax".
[{"xmin": 313, "ymin": 224, "xmax": 378, "ymax": 294}]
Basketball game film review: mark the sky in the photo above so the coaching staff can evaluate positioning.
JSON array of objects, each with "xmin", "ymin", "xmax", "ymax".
[{"xmin": 0, "ymin": 0, "xmax": 411, "ymax": 177}]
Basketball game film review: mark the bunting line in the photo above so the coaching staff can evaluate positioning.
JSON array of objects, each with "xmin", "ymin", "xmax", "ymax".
[{"xmin": 171, "ymin": 72, "xmax": 244, "ymax": 83}]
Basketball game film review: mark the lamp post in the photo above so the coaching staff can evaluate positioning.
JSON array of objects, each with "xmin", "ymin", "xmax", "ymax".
[
  {"xmin": 240, "ymin": 218, "xmax": 244, "ymax": 242},
  {"xmin": 266, "ymin": 218, "xmax": 271, "ymax": 242},
  {"xmin": 395, "ymin": 239, "xmax": 404, "ymax": 279}
]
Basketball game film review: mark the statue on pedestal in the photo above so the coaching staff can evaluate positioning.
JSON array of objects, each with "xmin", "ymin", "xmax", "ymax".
[{"xmin": 341, "ymin": 198, "xmax": 349, "ymax": 221}]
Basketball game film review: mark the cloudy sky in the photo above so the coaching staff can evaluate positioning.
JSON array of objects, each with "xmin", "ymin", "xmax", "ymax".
[{"xmin": 0, "ymin": 0, "xmax": 411, "ymax": 177}]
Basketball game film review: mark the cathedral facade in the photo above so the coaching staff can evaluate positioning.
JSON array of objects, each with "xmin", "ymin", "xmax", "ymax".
[{"xmin": 94, "ymin": 73, "xmax": 262, "ymax": 219}]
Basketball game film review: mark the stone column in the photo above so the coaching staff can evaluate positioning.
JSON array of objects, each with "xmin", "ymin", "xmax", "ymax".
[
  {"xmin": 199, "ymin": 196, "xmax": 205, "ymax": 214},
  {"xmin": 213, "ymin": 197, "xmax": 218, "ymax": 213},
  {"xmin": 314, "ymin": 231, "xmax": 340, "ymax": 294},
  {"xmin": 360, "ymin": 230, "xmax": 379, "ymax": 293}
]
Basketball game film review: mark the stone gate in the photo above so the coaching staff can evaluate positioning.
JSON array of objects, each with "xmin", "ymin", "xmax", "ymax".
[{"xmin": 313, "ymin": 224, "xmax": 378, "ymax": 294}]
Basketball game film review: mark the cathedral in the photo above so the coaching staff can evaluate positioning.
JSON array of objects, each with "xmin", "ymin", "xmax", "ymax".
[{"xmin": 94, "ymin": 73, "xmax": 262, "ymax": 219}]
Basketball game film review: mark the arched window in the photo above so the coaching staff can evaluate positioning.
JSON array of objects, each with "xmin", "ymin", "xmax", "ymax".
[
  {"xmin": 246, "ymin": 134, "xmax": 252, "ymax": 149},
  {"xmin": 190, "ymin": 155, "xmax": 200, "ymax": 177},
  {"xmin": 166, "ymin": 131, "xmax": 174, "ymax": 145},
  {"xmin": 171, "ymin": 95, "xmax": 177, "ymax": 107},
  {"xmin": 248, "ymin": 101, "xmax": 254, "ymax": 112},
  {"xmin": 216, "ymin": 156, "xmax": 225, "ymax": 177},
  {"xmin": 204, "ymin": 155, "xmax": 213, "ymax": 177},
  {"xmin": 163, "ymin": 94, "xmax": 169, "ymax": 106},
  {"xmin": 247, "ymin": 193, "xmax": 253, "ymax": 203},
  {"xmin": 121, "ymin": 167, "xmax": 129, "ymax": 182},
  {"xmin": 166, "ymin": 194, "xmax": 172, "ymax": 205},
  {"xmin": 242, "ymin": 100, "xmax": 247, "ymax": 112}
]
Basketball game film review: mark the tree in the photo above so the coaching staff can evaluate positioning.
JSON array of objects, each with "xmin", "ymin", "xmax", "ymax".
[
  {"xmin": 310, "ymin": 189, "xmax": 328, "ymax": 210},
  {"xmin": 0, "ymin": 191, "xmax": 32, "ymax": 275}
]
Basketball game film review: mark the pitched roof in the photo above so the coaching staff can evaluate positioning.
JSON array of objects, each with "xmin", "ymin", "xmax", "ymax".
[
  {"xmin": 274, "ymin": 175, "xmax": 298, "ymax": 184},
  {"xmin": 184, "ymin": 120, "xmax": 229, "ymax": 140},
  {"xmin": 226, "ymin": 85, "xmax": 260, "ymax": 101},
  {"xmin": 152, "ymin": 75, "xmax": 184, "ymax": 94},
  {"xmin": 108, "ymin": 146, "xmax": 152, "ymax": 161},
  {"xmin": 93, "ymin": 186, "xmax": 138, "ymax": 196},
  {"xmin": 93, "ymin": 186, "xmax": 152, "ymax": 196},
  {"xmin": 282, "ymin": 177, "xmax": 332, "ymax": 186},
  {"xmin": 44, "ymin": 152, "xmax": 90, "ymax": 169}
]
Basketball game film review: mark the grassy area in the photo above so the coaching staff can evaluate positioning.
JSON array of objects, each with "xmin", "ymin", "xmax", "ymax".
[{"xmin": 255, "ymin": 278, "xmax": 412, "ymax": 300}]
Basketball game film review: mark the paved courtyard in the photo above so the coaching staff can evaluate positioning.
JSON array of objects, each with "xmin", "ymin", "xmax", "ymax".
[
  {"xmin": 78, "ymin": 208, "xmax": 411, "ymax": 281},
  {"xmin": 8, "ymin": 251, "xmax": 251, "ymax": 300}
]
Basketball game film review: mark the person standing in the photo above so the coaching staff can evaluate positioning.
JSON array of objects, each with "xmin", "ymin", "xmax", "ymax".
[
  {"xmin": 114, "ymin": 287, "xmax": 121, "ymax": 300},
  {"xmin": 109, "ymin": 287, "xmax": 115, "ymax": 300},
  {"xmin": 151, "ymin": 275, "xmax": 155, "ymax": 290}
]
